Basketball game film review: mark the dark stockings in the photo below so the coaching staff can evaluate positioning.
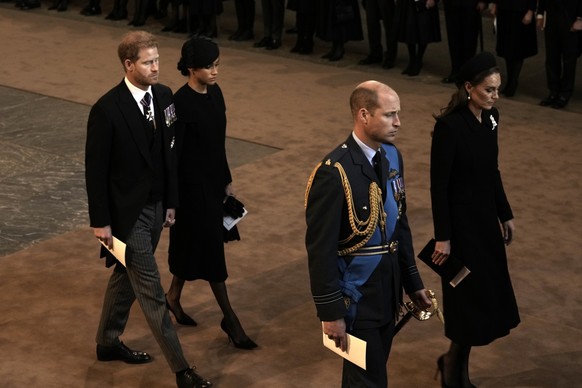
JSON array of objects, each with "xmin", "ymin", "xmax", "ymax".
[
  {"xmin": 403, "ymin": 43, "xmax": 427, "ymax": 76},
  {"xmin": 443, "ymin": 342, "xmax": 475, "ymax": 388}
]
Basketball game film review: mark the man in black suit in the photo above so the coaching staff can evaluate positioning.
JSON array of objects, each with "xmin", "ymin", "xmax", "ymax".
[
  {"xmin": 305, "ymin": 80, "xmax": 431, "ymax": 387},
  {"xmin": 85, "ymin": 30, "xmax": 211, "ymax": 388},
  {"xmin": 359, "ymin": 0, "xmax": 398, "ymax": 68},
  {"xmin": 537, "ymin": 0, "xmax": 582, "ymax": 109}
]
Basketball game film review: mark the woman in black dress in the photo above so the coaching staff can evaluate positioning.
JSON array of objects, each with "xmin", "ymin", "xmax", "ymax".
[
  {"xmin": 396, "ymin": 0, "xmax": 441, "ymax": 76},
  {"xmin": 430, "ymin": 52, "xmax": 520, "ymax": 387},
  {"xmin": 491, "ymin": 0, "xmax": 538, "ymax": 97},
  {"xmin": 167, "ymin": 38, "xmax": 257, "ymax": 350}
]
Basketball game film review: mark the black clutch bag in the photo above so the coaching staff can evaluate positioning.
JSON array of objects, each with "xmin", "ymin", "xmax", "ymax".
[{"xmin": 417, "ymin": 239, "xmax": 471, "ymax": 287}]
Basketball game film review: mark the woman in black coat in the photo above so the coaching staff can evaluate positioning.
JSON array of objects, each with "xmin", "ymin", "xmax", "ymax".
[
  {"xmin": 491, "ymin": 0, "xmax": 538, "ymax": 97},
  {"xmin": 396, "ymin": 0, "xmax": 441, "ymax": 76},
  {"xmin": 316, "ymin": 0, "xmax": 363, "ymax": 61},
  {"xmin": 430, "ymin": 52, "xmax": 520, "ymax": 387},
  {"xmin": 167, "ymin": 38, "xmax": 257, "ymax": 350}
]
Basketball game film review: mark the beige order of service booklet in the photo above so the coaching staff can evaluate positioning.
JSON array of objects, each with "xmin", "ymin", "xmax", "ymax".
[{"xmin": 322, "ymin": 328, "xmax": 367, "ymax": 370}]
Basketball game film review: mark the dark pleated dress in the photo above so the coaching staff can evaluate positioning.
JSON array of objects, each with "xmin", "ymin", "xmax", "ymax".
[
  {"xmin": 168, "ymin": 83, "xmax": 231, "ymax": 282},
  {"xmin": 495, "ymin": 8, "xmax": 537, "ymax": 60},
  {"xmin": 397, "ymin": 0, "xmax": 441, "ymax": 44}
]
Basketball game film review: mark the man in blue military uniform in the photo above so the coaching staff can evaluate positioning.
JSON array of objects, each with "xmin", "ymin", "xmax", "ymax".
[{"xmin": 305, "ymin": 80, "xmax": 432, "ymax": 387}]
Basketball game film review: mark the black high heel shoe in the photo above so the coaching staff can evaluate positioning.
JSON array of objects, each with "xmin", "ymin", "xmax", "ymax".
[
  {"xmin": 220, "ymin": 318, "xmax": 258, "ymax": 350},
  {"xmin": 435, "ymin": 355, "xmax": 453, "ymax": 388},
  {"xmin": 166, "ymin": 296, "xmax": 197, "ymax": 326}
]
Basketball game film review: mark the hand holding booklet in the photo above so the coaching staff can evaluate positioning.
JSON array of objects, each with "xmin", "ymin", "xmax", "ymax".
[
  {"xmin": 417, "ymin": 239, "xmax": 470, "ymax": 287},
  {"xmin": 322, "ymin": 326, "xmax": 367, "ymax": 370},
  {"xmin": 99, "ymin": 236, "xmax": 127, "ymax": 267}
]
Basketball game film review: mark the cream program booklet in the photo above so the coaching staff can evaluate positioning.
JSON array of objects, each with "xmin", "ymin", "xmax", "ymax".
[
  {"xmin": 322, "ymin": 328, "xmax": 367, "ymax": 370},
  {"xmin": 100, "ymin": 236, "xmax": 127, "ymax": 267}
]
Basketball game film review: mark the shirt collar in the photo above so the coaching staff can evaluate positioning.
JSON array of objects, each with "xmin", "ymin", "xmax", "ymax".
[
  {"xmin": 352, "ymin": 132, "xmax": 379, "ymax": 165},
  {"xmin": 124, "ymin": 77, "xmax": 153, "ymax": 106}
]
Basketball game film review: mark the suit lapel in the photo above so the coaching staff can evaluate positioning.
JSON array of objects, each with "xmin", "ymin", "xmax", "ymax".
[
  {"xmin": 116, "ymin": 82, "xmax": 152, "ymax": 167},
  {"xmin": 345, "ymin": 135, "xmax": 377, "ymax": 183}
]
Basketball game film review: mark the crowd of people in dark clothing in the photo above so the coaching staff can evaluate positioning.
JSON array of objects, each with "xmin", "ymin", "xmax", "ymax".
[{"xmin": 7, "ymin": 0, "xmax": 582, "ymax": 108}]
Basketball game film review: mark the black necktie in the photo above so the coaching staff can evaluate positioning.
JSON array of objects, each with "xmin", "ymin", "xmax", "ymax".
[
  {"xmin": 373, "ymin": 151, "xmax": 383, "ymax": 182},
  {"xmin": 140, "ymin": 92, "xmax": 155, "ymax": 132}
]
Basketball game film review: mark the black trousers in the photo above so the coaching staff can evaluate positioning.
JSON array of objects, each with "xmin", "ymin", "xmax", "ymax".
[
  {"xmin": 364, "ymin": 0, "xmax": 397, "ymax": 61},
  {"xmin": 341, "ymin": 320, "xmax": 395, "ymax": 388},
  {"xmin": 544, "ymin": 11, "xmax": 580, "ymax": 99}
]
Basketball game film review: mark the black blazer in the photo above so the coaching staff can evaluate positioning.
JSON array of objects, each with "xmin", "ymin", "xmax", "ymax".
[
  {"xmin": 85, "ymin": 80, "xmax": 178, "ymax": 265},
  {"xmin": 305, "ymin": 134, "xmax": 424, "ymax": 328}
]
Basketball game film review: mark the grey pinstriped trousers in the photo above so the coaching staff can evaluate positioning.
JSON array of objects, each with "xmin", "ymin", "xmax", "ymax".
[{"xmin": 95, "ymin": 201, "xmax": 189, "ymax": 373}]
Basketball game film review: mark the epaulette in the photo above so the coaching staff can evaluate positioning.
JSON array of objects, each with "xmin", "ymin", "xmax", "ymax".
[
  {"xmin": 305, "ymin": 143, "xmax": 350, "ymax": 208},
  {"xmin": 322, "ymin": 142, "xmax": 350, "ymax": 167}
]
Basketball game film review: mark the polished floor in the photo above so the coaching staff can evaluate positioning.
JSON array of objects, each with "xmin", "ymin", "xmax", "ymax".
[{"xmin": 0, "ymin": 3, "xmax": 581, "ymax": 387}]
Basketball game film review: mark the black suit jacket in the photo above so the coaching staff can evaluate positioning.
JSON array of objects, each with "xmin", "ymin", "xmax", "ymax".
[
  {"xmin": 85, "ymin": 80, "xmax": 178, "ymax": 265},
  {"xmin": 305, "ymin": 134, "xmax": 424, "ymax": 328}
]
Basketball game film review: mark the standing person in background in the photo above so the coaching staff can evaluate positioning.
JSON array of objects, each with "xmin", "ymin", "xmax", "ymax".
[
  {"xmin": 317, "ymin": 0, "xmax": 364, "ymax": 61},
  {"xmin": 305, "ymin": 80, "xmax": 432, "ymax": 387},
  {"xmin": 359, "ymin": 0, "xmax": 398, "ymax": 69},
  {"xmin": 396, "ymin": 0, "xmax": 441, "ymax": 76},
  {"xmin": 537, "ymin": 0, "xmax": 582, "ymax": 109},
  {"xmin": 85, "ymin": 30, "xmax": 212, "ymax": 388},
  {"xmin": 430, "ymin": 52, "xmax": 520, "ymax": 388},
  {"xmin": 441, "ymin": 0, "xmax": 488, "ymax": 84},
  {"xmin": 253, "ymin": 0, "xmax": 285, "ymax": 49},
  {"xmin": 289, "ymin": 0, "xmax": 317, "ymax": 55},
  {"xmin": 167, "ymin": 38, "xmax": 258, "ymax": 351},
  {"xmin": 229, "ymin": 0, "xmax": 256, "ymax": 41},
  {"xmin": 490, "ymin": 0, "xmax": 538, "ymax": 97}
]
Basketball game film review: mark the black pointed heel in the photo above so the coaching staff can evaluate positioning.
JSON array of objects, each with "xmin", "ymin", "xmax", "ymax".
[
  {"xmin": 435, "ymin": 355, "xmax": 454, "ymax": 388},
  {"xmin": 220, "ymin": 318, "xmax": 258, "ymax": 350},
  {"xmin": 166, "ymin": 295, "xmax": 197, "ymax": 326}
]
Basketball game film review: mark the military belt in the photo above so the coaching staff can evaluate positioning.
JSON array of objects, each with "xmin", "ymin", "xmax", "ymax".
[{"xmin": 350, "ymin": 241, "xmax": 398, "ymax": 256}]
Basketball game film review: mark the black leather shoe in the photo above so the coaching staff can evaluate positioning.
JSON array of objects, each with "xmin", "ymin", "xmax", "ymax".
[
  {"xmin": 253, "ymin": 37, "xmax": 272, "ymax": 48},
  {"xmin": 106, "ymin": 9, "xmax": 127, "ymax": 20},
  {"xmin": 20, "ymin": 0, "xmax": 40, "ymax": 9},
  {"xmin": 176, "ymin": 368, "xmax": 212, "ymax": 388},
  {"xmin": 539, "ymin": 94, "xmax": 558, "ymax": 106},
  {"xmin": 266, "ymin": 39, "xmax": 281, "ymax": 50},
  {"xmin": 358, "ymin": 54, "xmax": 382, "ymax": 65},
  {"xmin": 551, "ymin": 96, "xmax": 568, "ymax": 109},
  {"xmin": 166, "ymin": 295, "xmax": 197, "ymax": 326},
  {"xmin": 80, "ymin": 5, "xmax": 101, "ymax": 15},
  {"xmin": 382, "ymin": 57, "xmax": 394, "ymax": 69},
  {"xmin": 441, "ymin": 75, "xmax": 456, "ymax": 84},
  {"xmin": 234, "ymin": 30, "xmax": 254, "ymax": 41},
  {"xmin": 96, "ymin": 342, "xmax": 152, "ymax": 364}
]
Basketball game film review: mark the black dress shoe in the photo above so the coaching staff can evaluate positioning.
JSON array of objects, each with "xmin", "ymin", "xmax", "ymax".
[
  {"xmin": 551, "ymin": 96, "xmax": 568, "ymax": 109},
  {"xmin": 220, "ymin": 318, "xmax": 258, "ymax": 350},
  {"xmin": 539, "ymin": 94, "xmax": 558, "ymax": 106},
  {"xmin": 166, "ymin": 296, "xmax": 197, "ymax": 326},
  {"xmin": 96, "ymin": 342, "xmax": 152, "ymax": 364},
  {"xmin": 441, "ymin": 75, "xmax": 456, "ymax": 84},
  {"xmin": 266, "ymin": 39, "xmax": 281, "ymax": 50},
  {"xmin": 328, "ymin": 47, "xmax": 345, "ymax": 61},
  {"xmin": 234, "ymin": 30, "xmax": 254, "ymax": 41},
  {"xmin": 80, "ymin": 5, "xmax": 101, "ymax": 15},
  {"xmin": 382, "ymin": 58, "xmax": 394, "ymax": 69},
  {"xmin": 358, "ymin": 54, "xmax": 382, "ymax": 65},
  {"xmin": 20, "ymin": 0, "xmax": 40, "ymax": 9},
  {"xmin": 253, "ymin": 37, "xmax": 272, "ymax": 48},
  {"xmin": 176, "ymin": 368, "xmax": 213, "ymax": 388},
  {"xmin": 106, "ymin": 10, "xmax": 127, "ymax": 20}
]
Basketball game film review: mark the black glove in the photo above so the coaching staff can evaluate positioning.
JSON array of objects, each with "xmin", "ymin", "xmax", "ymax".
[{"xmin": 223, "ymin": 195, "xmax": 245, "ymax": 219}]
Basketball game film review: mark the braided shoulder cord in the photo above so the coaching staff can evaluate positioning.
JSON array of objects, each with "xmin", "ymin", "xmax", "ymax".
[
  {"xmin": 334, "ymin": 162, "xmax": 384, "ymax": 256},
  {"xmin": 304, "ymin": 162, "xmax": 323, "ymax": 209}
]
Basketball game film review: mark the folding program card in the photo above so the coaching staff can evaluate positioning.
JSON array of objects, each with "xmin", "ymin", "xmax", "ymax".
[
  {"xmin": 100, "ymin": 236, "xmax": 126, "ymax": 267},
  {"xmin": 322, "ymin": 330, "xmax": 367, "ymax": 370}
]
